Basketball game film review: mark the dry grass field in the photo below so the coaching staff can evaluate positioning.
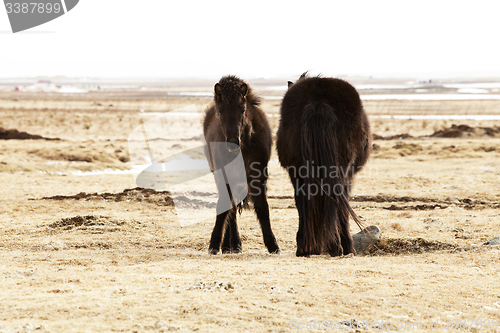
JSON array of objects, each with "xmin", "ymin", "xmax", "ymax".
[{"xmin": 1, "ymin": 87, "xmax": 500, "ymax": 332}]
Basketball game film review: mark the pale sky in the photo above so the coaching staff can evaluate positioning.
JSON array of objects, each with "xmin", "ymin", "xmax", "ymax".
[{"xmin": 1, "ymin": 0, "xmax": 500, "ymax": 79}]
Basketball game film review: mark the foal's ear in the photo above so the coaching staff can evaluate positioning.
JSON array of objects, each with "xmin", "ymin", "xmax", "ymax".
[
  {"xmin": 214, "ymin": 83, "xmax": 221, "ymax": 97},
  {"xmin": 287, "ymin": 81, "xmax": 294, "ymax": 89},
  {"xmin": 240, "ymin": 83, "xmax": 248, "ymax": 97}
]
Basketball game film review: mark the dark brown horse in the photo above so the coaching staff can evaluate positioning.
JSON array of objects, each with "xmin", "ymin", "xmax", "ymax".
[
  {"xmin": 203, "ymin": 75, "xmax": 280, "ymax": 255},
  {"xmin": 276, "ymin": 73, "xmax": 371, "ymax": 257}
]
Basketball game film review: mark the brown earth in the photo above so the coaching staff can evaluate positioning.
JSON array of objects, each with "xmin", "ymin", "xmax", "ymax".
[
  {"xmin": 373, "ymin": 124, "xmax": 500, "ymax": 140},
  {"xmin": 41, "ymin": 187, "xmax": 174, "ymax": 206},
  {"xmin": 430, "ymin": 124, "xmax": 500, "ymax": 138},
  {"xmin": 0, "ymin": 127, "xmax": 60, "ymax": 140}
]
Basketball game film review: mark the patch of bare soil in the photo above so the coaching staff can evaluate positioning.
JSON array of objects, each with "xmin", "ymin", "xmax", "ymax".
[
  {"xmin": 40, "ymin": 187, "xmax": 174, "ymax": 206},
  {"xmin": 391, "ymin": 142, "xmax": 423, "ymax": 156},
  {"xmin": 351, "ymin": 194, "xmax": 500, "ymax": 210},
  {"xmin": 47, "ymin": 215, "xmax": 125, "ymax": 233},
  {"xmin": 373, "ymin": 133, "xmax": 413, "ymax": 140},
  {"xmin": 366, "ymin": 237, "xmax": 459, "ymax": 255},
  {"xmin": 173, "ymin": 195, "xmax": 217, "ymax": 209},
  {"xmin": 274, "ymin": 194, "xmax": 500, "ymax": 210},
  {"xmin": 372, "ymin": 124, "xmax": 500, "ymax": 141},
  {"xmin": 0, "ymin": 127, "xmax": 60, "ymax": 140},
  {"xmin": 40, "ymin": 186, "xmax": 495, "ymax": 216},
  {"xmin": 430, "ymin": 124, "xmax": 500, "ymax": 138},
  {"xmin": 29, "ymin": 144, "xmax": 130, "ymax": 163}
]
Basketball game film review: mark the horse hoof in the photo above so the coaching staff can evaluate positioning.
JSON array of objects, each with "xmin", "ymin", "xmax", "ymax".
[
  {"xmin": 295, "ymin": 249, "xmax": 310, "ymax": 257},
  {"xmin": 231, "ymin": 247, "xmax": 242, "ymax": 254},
  {"xmin": 327, "ymin": 246, "xmax": 344, "ymax": 257},
  {"xmin": 269, "ymin": 247, "xmax": 280, "ymax": 254},
  {"xmin": 221, "ymin": 247, "xmax": 231, "ymax": 254},
  {"xmin": 208, "ymin": 249, "xmax": 219, "ymax": 255},
  {"xmin": 267, "ymin": 242, "xmax": 280, "ymax": 254}
]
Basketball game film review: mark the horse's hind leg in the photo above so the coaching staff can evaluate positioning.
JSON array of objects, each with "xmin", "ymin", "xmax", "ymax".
[
  {"xmin": 339, "ymin": 210, "xmax": 355, "ymax": 255},
  {"xmin": 326, "ymin": 216, "xmax": 343, "ymax": 257},
  {"xmin": 251, "ymin": 184, "xmax": 280, "ymax": 254},
  {"xmin": 327, "ymin": 209, "xmax": 354, "ymax": 256},
  {"xmin": 293, "ymin": 176, "xmax": 309, "ymax": 257},
  {"xmin": 221, "ymin": 210, "xmax": 241, "ymax": 254}
]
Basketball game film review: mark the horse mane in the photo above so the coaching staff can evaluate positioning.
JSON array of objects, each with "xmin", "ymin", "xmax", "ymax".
[
  {"xmin": 299, "ymin": 71, "xmax": 309, "ymax": 80},
  {"xmin": 297, "ymin": 71, "xmax": 326, "ymax": 81},
  {"xmin": 216, "ymin": 75, "xmax": 262, "ymax": 107}
]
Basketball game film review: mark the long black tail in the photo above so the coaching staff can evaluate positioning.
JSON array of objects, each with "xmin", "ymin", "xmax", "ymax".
[{"xmin": 300, "ymin": 101, "xmax": 364, "ymax": 255}]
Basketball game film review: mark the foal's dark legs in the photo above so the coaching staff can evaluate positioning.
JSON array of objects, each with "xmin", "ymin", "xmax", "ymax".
[
  {"xmin": 209, "ymin": 166, "xmax": 242, "ymax": 254},
  {"xmin": 208, "ymin": 201, "xmax": 233, "ymax": 255},
  {"xmin": 250, "ymin": 180, "xmax": 280, "ymax": 254},
  {"xmin": 221, "ymin": 210, "xmax": 242, "ymax": 254}
]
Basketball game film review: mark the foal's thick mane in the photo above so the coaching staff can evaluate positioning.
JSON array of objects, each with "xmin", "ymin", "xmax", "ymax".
[{"xmin": 216, "ymin": 75, "xmax": 262, "ymax": 107}]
